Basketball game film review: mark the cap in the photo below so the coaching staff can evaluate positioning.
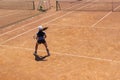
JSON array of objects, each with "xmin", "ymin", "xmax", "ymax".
[{"xmin": 38, "ymin": 25, "xmax": 43, "ymax": 30}]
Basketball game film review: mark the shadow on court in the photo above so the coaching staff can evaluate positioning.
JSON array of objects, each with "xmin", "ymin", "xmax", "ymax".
[{"xmin": 33, "ymin": 54, "xmax": 49, "ymax": 61}]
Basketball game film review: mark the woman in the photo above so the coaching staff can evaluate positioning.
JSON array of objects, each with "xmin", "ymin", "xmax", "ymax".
[{"xmin": 34, "ymin": 25, "xmax": 50, "ymax": 56}]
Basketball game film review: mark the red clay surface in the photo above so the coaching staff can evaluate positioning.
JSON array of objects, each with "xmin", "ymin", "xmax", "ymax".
[{"xmin": 0, "ymin": 0, "xmax": 120, "ymax": 80}]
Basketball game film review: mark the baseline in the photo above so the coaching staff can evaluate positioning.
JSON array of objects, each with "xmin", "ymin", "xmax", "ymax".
[{"xmin": 0, "ymin": 44, "xmax": 120, "ymax": 63}]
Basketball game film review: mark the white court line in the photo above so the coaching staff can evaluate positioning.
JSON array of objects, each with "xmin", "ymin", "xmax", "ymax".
[
  {"xmin": 91, "ymin": 4, "xmax": 120, "ymax": 27},
  {"xmin": 91, "ymin": 12, "xmax": 112, "ymax": 27},
  {"xmin": 0, "ymin": 44, "xmax": 120, "ymax": 63},
  {"xmin": 0, "ymin": 2, "xmax": 94, "ymax": 45},
  {"xmin": 0, "ymin": 0, "xmax": 90, "ymax": 37},
  {"xmin": 48, "ymin": 23, "xmax": 120, "ymax": 30}
]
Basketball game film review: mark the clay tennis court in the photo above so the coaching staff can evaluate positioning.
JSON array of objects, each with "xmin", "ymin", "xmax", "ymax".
[{"xmin": 0, "ymin": 0, "xmax": 120, "ymax": 80}]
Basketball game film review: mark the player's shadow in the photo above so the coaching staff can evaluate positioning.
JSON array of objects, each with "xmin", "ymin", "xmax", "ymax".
[{"xmin": 33, "ymin": 54, "xmax": 49, "ymax": 61}]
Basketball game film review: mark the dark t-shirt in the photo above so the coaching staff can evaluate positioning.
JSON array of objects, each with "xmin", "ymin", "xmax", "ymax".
[{"xmin": 37, "ymin": 31, "xmax": 45, "ymax": 40}]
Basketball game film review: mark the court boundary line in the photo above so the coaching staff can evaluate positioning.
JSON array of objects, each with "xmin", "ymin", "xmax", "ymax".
[
  {"xmin": 91, "ymin": 4, "xmax": 120, "ymax": 27},
  {"xmin": 0, "ymin": 0, "xmax": 91, "ymax": 37},
  {"xmin": 46, "ymin": 23, "xmax": 120, "ymax": 30},
  {"xmin": 91, "ymin": 12, "xmax": 112, "ymax": 27},
  {"xmin": 0, "ymin": 2, "xmax": 94, "ymax": 45},
  {"xmin": 0, "ymin": 44, "xmax": 120, "ymax": 63}
]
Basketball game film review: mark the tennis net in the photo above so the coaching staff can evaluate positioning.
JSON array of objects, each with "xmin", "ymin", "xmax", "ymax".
[
  {"xmin": 0, "ymin": 1, "xmax": 35, "ymax": 10},
  {"xmin": 56, "ymin": 0, "xmax": 120, "ymax": 12}
]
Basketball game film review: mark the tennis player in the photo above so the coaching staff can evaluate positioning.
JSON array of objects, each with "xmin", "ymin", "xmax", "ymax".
[{"xmin": 33, "ymin": 25, "xmax": 50, "ymax": 56}]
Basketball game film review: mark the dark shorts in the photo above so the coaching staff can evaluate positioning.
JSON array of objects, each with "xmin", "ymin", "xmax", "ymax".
[{"xmin": 37, "ymin": 39, "xmax": 46, "ymax": 44}]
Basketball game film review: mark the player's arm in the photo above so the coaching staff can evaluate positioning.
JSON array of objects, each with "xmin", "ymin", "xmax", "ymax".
[{"xmin": 44, "ymin": 34, "xmax": 47, "ymax": 38}]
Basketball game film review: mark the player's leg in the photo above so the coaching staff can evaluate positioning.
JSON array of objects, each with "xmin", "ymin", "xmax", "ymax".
[
  {"xmin": 34, "ymin": 42, "xmax": 39, "ymax": 55},
  {"xmin": 43, "ymin": 42, "xmax": 50, "ymax": 56}
]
